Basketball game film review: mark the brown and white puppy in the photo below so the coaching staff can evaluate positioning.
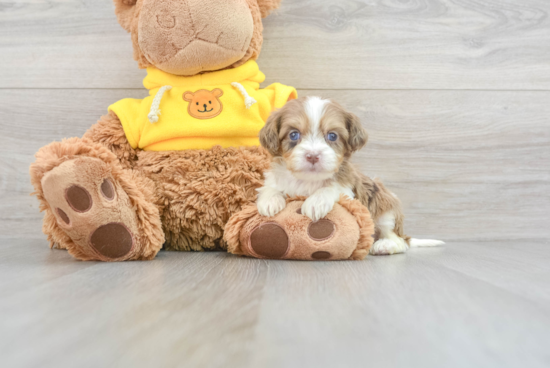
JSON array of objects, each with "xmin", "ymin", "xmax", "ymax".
[{"xmin": 257, "ymin": 96, "xmax": 443, "ymax": 255}]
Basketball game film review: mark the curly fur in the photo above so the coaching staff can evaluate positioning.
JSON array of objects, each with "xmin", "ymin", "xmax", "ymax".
[
  {"xmin": 135, "ymin": 146, "xmax": 270, "ymax": 251},
  {"xmin": 256, "ymin": 0, "xmax": 282, "ymax": 18},
  {"xmin": 337, "ymin": 195, "xmax": 375, "ymax": 260},
  {"xmin": 83, "ymin": 111, "xmax": 139, "ymax": 170}
]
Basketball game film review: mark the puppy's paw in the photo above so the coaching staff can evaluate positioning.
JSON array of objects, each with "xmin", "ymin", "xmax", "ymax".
[
  {"xmin": 301, "ymin": 194, "xmax": 336, "ymax": 222},
  {"xmin": 370, "ymin": 236, "xmax": 408, "ymax": 256},
  {"xmin": 257, "ymin": 193, "xmax": 287, "ymax": 218}
]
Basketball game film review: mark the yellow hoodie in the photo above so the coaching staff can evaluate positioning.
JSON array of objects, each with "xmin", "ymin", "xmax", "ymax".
[{"xmin": 109, "ymin": 60, "xmax": 297, "ymax": 151}]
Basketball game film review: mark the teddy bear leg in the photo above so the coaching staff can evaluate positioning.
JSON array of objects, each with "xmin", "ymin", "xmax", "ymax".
[
  {"xmin": 225, "ymin": 198, "xmax": 375, "ymax": 261},
  {"xmin": 30, "ymin": 139, "xmax": 164, "ymax": 261}
]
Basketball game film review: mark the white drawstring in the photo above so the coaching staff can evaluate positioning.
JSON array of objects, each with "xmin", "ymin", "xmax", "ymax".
[
  {"xmin": 231, "ymin": 82, "xmax": 257, "ymax": 109},
  {"xmin": 148, "ymin": 85, "xmax": 172, "ymax": 123}
]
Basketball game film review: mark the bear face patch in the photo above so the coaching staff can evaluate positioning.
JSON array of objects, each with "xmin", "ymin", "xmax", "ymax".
[{"xmin": 183, "ymin": 89, "xmax": 224, "ymax": 119}]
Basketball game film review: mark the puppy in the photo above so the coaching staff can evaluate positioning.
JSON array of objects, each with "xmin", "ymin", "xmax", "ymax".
[{"xmin": 256, "ymin": 96, "xmax": 443, "ymax": 255}]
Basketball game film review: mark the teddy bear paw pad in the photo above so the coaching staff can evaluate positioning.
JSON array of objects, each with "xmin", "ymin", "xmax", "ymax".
[
  {"xmin": 307, "ymin": 220, "xmax": 335, "ymax": 241},
  {"xmin": 311, "ymin": 251, "xmax": 332, "ymax": 260},
  {"xmin": 90, "ymin": 223, "xmax": 134, "ymax": 259},
  {"xmin": 249, "ymin": 223, "xmax": 289, "ymax": 259},
  {"xmin": 41, "ymin": 157, "xmax": 140, "ymax": 261},
  {"xmin": 65, "ymin": 185, "xmax": 92, "ymax": 212}
]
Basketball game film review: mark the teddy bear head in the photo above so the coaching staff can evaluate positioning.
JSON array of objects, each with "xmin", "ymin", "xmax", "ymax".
[{"xmin": 113, "ymin": 0, "xmax": 282, "ymax": 76}]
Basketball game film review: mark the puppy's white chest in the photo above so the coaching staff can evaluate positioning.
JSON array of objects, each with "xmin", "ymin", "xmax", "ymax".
[
  {"xmin": 280, "ymin": 177, "xmax": 325, "ymax": 197},
  {"xmin": 264, "ymin": 167, "xmax": 322, "ymax": 197},
  {"xmin": 264, "ymin": 166, "xmax": 354, "ymax": 199}
]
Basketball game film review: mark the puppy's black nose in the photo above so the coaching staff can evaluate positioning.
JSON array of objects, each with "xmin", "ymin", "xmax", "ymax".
[
  {"xmin": 306, "ymin": 153, "xmax": 320, "ymax": 164},
  {"xmin": 203, "ymin": 104, "xmax": 208, "ymax": 109}
]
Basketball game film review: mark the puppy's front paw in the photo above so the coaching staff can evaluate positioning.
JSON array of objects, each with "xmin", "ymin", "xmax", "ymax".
[
  {"xmin": 257, "ymin": 193, "xmax": 287, "ymax": 218},
  {"xmin": 301, "ymin": 194, "xmax": 336, "ymax": 222}
]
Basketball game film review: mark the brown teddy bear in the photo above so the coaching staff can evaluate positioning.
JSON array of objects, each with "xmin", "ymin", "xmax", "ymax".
[{"xmin": 30, "ymin": 0, "xmax": 374, "ymax": 262}]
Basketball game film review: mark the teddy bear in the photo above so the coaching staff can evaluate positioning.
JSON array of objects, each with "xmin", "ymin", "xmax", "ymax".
[{"xmin": 30, "ymin": 0, "xmax": 375, "ymax": 262}]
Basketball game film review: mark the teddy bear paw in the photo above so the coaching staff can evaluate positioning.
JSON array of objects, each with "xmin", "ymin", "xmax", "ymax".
[
  {"xmin": 41, "ymin": 157, "xmax": 141, "ymax": 261},
  {"xmin": 241, "ymin": 201, "xmax": 363, "ymax": 261}
]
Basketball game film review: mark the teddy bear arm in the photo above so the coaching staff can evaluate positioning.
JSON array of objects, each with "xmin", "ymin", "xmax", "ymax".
[{"xmin": 82, "ymin": 110, "xmax": 138, "ymax": 170}]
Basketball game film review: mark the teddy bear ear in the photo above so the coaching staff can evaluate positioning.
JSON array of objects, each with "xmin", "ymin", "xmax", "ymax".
[
  {"xmin": 113, "ymin": 0, "xmax": 138, "ymax": 32},
  {"xmin": 256, "ymin": 0, "xmax": 283, "ymax": 18}
]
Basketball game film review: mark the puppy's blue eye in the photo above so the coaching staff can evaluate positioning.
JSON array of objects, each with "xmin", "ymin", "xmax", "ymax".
[
  {"xmin": 289, "ymin": 131, "xmax": 301, "ymax": 141},
  {"xmin": 327, "ymin": 132, "xmax": 338, "ymax": 142}
]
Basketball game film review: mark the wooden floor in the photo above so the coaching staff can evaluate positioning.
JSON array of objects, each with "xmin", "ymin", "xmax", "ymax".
[
  {"xmin": 1, "ymin": 0, "xmax": 550, "ymax": 367},
  {"xmin": 1, "ymin": 238, "xmax": 550, "ymax": 368}
]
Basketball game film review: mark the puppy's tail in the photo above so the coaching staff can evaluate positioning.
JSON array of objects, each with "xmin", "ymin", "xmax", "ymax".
[{"xmin": 409, "ymin": 239, "xmax": 445, "ymax": 248}]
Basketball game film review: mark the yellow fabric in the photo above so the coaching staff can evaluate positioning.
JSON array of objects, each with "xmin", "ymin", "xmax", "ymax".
[{"xmin": 109, "ymin": 61, "xmax": 297, "ymax": 151}]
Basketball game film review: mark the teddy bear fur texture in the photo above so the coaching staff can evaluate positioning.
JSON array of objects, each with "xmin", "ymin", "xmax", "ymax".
[{"xmin": 30, "ymin": 0, "xmax": 282, "ymax": 261}]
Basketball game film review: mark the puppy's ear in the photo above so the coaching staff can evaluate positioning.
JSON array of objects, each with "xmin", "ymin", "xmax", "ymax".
[
  {"xmin": 256, "ymin": 0, "xmax": 282, "ymax": 18},
  {"xmin": 260, "ymin": 108, "xmax": 283, "ymax": 156},
  {"xmin": 113, "ymin": 0, "xmax": 137, "ymax": 32},
  {"xmin": 346, "ymin": 112, "xmax": 368, "ymax": 152}
]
